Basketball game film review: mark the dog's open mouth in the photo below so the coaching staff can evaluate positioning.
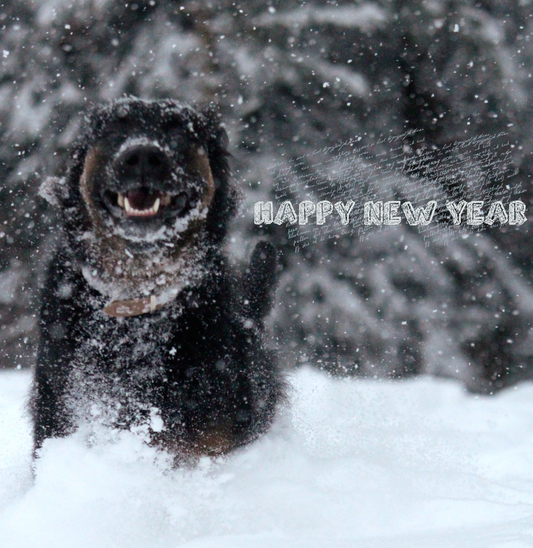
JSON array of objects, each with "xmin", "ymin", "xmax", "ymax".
[
  {"xmin": 104, "ymin": 188, "xmax": 189, "ymax": 220},
  {"xmin": 117, "ymin": 189, "xmax": 170, "ymax": 218}
]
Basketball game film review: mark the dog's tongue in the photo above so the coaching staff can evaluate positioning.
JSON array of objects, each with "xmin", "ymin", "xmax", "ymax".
[{"xmin": 127, "ymin": 188, "xmax": 157, "ymax": 210}]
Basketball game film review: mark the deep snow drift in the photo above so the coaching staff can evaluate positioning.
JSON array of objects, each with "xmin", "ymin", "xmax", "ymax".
[{"xmin": 1, "ymin": 367, "xmax": 533, "ymax": 548}]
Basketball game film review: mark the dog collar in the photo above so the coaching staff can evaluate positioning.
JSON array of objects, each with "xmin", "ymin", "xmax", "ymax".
[{"xmin": 104, "ymin": 295, "xmax": 163, "ymax": 318}]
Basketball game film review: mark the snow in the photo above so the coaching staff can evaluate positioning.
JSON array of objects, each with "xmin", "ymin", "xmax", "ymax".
[
  {"xmin": 255, "ymin": 5, "xmax": 388, "ymax": 31},
  {"xmin": 1, "ymin": 368, "xmax": 533, "ymax": 547}
]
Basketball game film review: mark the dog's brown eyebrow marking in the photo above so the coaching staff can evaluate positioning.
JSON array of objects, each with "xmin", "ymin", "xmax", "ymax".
[
  {"xmin": 186, "ymin": 147, "xmax": 215, "ymax": 209},
  {"xmin": 79, "ymin": 146, "xmax": 106, "ymax": 226}
]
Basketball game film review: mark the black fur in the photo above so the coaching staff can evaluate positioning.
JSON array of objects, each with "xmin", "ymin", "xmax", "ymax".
[{"xmin": 31, "ymin": 98, "xmax": 283, "ymax": 461}]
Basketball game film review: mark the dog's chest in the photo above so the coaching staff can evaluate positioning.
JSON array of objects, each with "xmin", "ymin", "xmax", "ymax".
[
  {"xmin": 73, "ymin": 306, "xmax": 180, "ymax": 371},
  {"xmin": 64, "ymin": 308, "xmax": 181, "ymax": 429}
]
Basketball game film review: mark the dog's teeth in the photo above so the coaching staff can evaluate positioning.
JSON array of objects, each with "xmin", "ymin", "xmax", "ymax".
[
  {"xmin": 161, "ymin": 194, "xmax": 172, "ymax": 206},
  {"xmin": 123, "ymin": 195, "xmax": 160, "ymax": 217},
  {"xmin": 117, "ymin": 193, "xmax": 125, "ymax": 208}
]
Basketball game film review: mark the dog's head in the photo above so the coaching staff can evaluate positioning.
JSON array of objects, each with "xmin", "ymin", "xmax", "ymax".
[
  {"xmin": 42, "ymin": 98, "xmax": 237, "ymax": 301},
  {"xmin": 54, "ymin": 98, "xmax": 233, "ymax": 242}
]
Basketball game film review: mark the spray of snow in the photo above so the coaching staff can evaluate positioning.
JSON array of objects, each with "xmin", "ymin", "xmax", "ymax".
[{"xmin": 1, "ymin": 368, "xmax": 533, "ymax": 547}]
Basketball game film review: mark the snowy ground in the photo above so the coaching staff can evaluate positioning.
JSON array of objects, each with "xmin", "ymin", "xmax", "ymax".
[{"xmin": 1, "ymin": 367, "xmax": 533, "ymax": 548}]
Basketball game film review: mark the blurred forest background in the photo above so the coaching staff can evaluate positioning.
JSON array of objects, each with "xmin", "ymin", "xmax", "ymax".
[{"xmin": 1, "ymin": 0, "xmax": 533, "ymax": 393}]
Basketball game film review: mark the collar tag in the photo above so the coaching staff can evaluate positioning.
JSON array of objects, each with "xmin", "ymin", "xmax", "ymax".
[{"xmin": 104, "ymin": 296, "xmax": 158, "ymax": 318}]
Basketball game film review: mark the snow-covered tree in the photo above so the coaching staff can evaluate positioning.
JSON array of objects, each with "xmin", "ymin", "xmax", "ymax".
[{"xmin": 1, "ymin": 0, "xmax": 532, "ymax": 392}]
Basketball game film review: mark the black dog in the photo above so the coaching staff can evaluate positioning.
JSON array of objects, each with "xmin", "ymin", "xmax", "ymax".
[{"xmin": 31, "ymin": 98, "xmax": 283, "ymax": 460}]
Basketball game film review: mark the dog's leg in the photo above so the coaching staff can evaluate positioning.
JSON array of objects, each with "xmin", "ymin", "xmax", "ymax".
[
  {"xmin": 31, "ymin": 361, "xmax": 72, "ymax": 455},
  {"xmin": 243, "ymin": 241, "xmax": 278, "ymax": 323},
  {"xmin": 31, "ymin": 262, "xmax": 78, "ymax": 456}
]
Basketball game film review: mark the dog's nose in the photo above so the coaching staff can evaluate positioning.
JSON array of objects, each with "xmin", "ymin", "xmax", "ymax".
[{"xmin": 116, "ymin": 144, "xmax": 170, "ymax": 183}]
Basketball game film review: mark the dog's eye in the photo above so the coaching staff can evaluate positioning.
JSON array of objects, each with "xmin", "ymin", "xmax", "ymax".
[
  {"xmin": 183, "ymin": 147, "xmax": 212, "ymax": 182},
  {"xmin": 102, "ymin": 119, "xmax": 134, "ymax": 139},
  {"xmin": 161, "ymin": 117, "xmax": 185, "ymax": 134}
]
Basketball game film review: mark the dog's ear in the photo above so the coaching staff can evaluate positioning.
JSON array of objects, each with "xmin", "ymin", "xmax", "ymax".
[
  {"xmin": 200, "ymin": 103, "xmax": 229, "ymax": 156},
  {"xmin": 39, "ymin": 176, "xmax": 70, "ymax": 207},
  {"xmin": 243, "ymin": 241, "xmax": 279, "ymax": 323}
]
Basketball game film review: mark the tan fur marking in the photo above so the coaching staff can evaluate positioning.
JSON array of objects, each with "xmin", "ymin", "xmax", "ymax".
[
  {"xmin": 80, "ymin": 146, "xmax": 106, "ymax": 227},
  {"xmin": 186, "ymin": 147, "xmax": 216, "ymax": 209},
  {"xmin": 192, "ymin": 426, "xmax": 237, "ymax": 457},
  {"xmin": 149, "ymin": 423, "xmax": 238, "ymax": 461}
]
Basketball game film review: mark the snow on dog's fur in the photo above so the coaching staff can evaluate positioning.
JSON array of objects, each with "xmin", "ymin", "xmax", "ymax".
[{"xmin": 31, "ymin": 98, "xmax": 284, "ymax": 462}]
